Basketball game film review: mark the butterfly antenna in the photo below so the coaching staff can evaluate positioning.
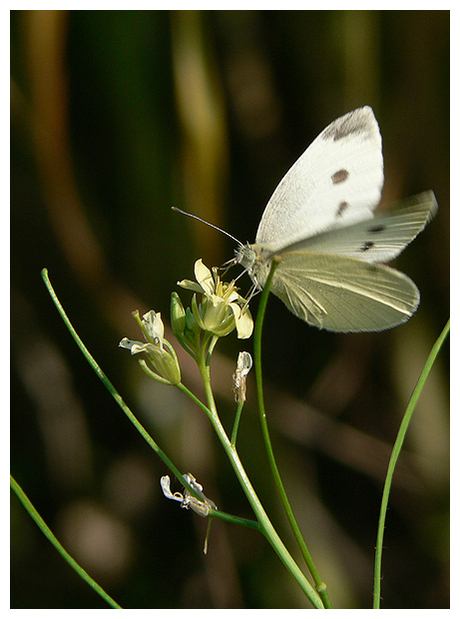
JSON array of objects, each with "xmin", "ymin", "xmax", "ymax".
[{"xmin": 172, "ymin": 207, "xmax": 243, "ymax": 247}]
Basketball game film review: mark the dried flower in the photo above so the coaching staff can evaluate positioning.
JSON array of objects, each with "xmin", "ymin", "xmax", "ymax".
[
  {"xmin": 160, "ymin": 473, "xmax": 216, "ymax": 517},
  {"xmin": 232, "ymin": 351, "xmax": 253, "ymax": 403}
]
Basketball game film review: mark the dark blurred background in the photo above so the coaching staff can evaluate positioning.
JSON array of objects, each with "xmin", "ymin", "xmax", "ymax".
[{"xmin": 10, "ymin": 10, "xmax": 449, "ymax": 609}]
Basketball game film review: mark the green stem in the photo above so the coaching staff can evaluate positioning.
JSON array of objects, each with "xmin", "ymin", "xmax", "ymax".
[
  {"xmin": 186, "ymin": 341, "xmax": 324, "ymax": 608},
  {"xmin": 206, "ymin": 333, "xmax": 220, "ymax": 365},
  {"xmin": 253, "ymin": 259, "xmax": 332, "ymax": 608},
  {"xmin": 41, "ymin": 269, "xmax": 203, "ymax": 504},
  {"xmin": 231, "ymin": 401, "xmax": 245, "ymax": 446},
  {"xmin": 373, "ymin": 318, "xmax": 450, "ymax": 608},
  {"xmin": 209, "ymin": 508, "xmax": 262, "ymax": 531},
  {"xmin": 11, "ymin": 475, "xmax": 122, "ymax": 609}
]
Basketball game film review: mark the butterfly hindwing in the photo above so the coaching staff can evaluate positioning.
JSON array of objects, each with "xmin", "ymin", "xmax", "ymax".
[{"xmin": 270, "ymin": 253, "xmax": 420, "ymax": 332}]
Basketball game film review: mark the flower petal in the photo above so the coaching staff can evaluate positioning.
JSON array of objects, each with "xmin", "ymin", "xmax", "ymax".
[
  {"xmin": 118, "ymin": 337, "xmax": 145, "ymax": 353},
  {"xmin": 142, "ymin": 310, "xmax": 164, "ymax": 345},
  {"xmin": 230, "ymin": 304, "xmax": 254, "ymax": 339},
  {"xmin": 194, "ymin": 259, "xmax": 215, "ymax": 296},
  {"xmin": 160, "ymin": 476, "xmax": 184, "ymax": 503},
  {"xmin": 177, "ymin": 278, "xmax": 205, "ymax": 293}
]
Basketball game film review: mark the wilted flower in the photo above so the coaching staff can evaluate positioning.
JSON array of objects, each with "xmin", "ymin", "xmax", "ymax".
[
  {"xmin": 232, "ymin": 351, "xmax": 253, "ymax": 403},
  {"xmin": 119, "ymin": 310, "xmax": 181, "ymax": 385},
  {"xmin": 177, "ymin": 259, "xmax": 253, "ymax": 339},
  {"xmin": 160, "ymin": 473, "xmax": 216, "ymax": 517}
]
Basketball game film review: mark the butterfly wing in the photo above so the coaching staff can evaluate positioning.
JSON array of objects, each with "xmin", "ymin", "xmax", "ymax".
[
  {"xmin": 270, "ymin": 253, "xmax": 420, "ymax": 332},
  {"xmin": 275, "ymin": 191, "xmax": 438, "ymax": 263},
  {"xmin": 255, "ymin": 107, "xmax": 384, "ymax": 249},
  {"xmin": 243, "ymin": 107, "xmax": 436, "ymax": 332}
]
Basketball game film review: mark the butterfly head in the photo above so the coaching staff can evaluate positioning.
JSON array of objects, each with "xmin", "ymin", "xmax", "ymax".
[{"xmin": 235, "ymin": 243, "xmax": 273, "ymax": 291}]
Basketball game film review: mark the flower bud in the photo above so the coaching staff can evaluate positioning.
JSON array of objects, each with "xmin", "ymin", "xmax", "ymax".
[{"xmin": 170, "ymin": 292, "xmax": 186, "ymax": 338}]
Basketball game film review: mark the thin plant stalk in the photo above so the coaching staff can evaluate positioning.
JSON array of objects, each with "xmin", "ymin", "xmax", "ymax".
[
  {"xmin": 183, "ymin": 342, "xmax": 324, "ymax": 608},
  {"xmin": 253, "ymin": 258, "xmax": 332, "ymax": 608},
  {"xmin": 373, "ymin": 318, "xmax": 450, "ymax": 608},
  {"xmin": 231, "ymin": 401, "xmax": 244, "ymax": 446},
  {"xmin": 41, "ymin": 270, "xmax": 196, "ymax": 497},
  {"xmin": 10, "ymin": 475, "xmax": 122, "ymax": 609}
]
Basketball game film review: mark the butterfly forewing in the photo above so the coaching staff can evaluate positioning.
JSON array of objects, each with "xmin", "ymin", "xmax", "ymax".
[
  {"xmin": 270, "ymin": 253, "xmax": 420, "ymax": 332},
  {"xmin": 256, "ymin": 107, "xmax": 384, "ymax": 249}
]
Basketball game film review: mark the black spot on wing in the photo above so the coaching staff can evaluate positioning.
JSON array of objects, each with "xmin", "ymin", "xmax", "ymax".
[
  {"xmin": 336, "ymin": 201, "xmax": 349, "ymax": 216},
  {"xmin": 331, "ymin": 169, "xmax": 349, "ymax": 184},
  {"xmin": 321, "ymin": 108, "xmax": 375, "ymax": 141},
  {"xmin": 368, "ymin": 224, "xmax": 386, "ymax": 233},
  {"xmin": 360, "ymin": 241, "xmax": 374, "ymax": 252}
]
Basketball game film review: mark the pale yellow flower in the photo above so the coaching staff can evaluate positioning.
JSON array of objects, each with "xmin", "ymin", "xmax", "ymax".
[{"xmin": 178, "ymin": 259, "xmax": 253, "ymax": 339}]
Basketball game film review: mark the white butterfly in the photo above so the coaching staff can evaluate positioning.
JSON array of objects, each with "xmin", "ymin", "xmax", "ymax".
[{"xmin": 234, "ymin": 106, "xmax": 438, "ymax": 332}]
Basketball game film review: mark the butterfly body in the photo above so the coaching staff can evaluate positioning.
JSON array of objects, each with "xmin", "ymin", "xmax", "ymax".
[{"xmin": 235, "ymin": 106, "xmax": 437, "ymax": 332}]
